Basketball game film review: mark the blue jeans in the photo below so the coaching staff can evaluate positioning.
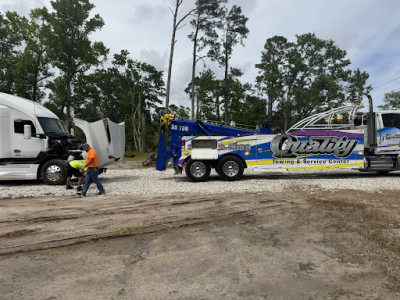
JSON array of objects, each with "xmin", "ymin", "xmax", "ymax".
[{"xmin": 81, "ymin": 167, "xmax": 105, "ymax": 196}]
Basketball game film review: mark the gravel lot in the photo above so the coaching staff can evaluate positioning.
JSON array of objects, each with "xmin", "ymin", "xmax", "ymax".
[
  {"xmin": 1, "ymin": 165, "xmax": 399, "ymax": 198},
  {"xmin": 1, "ymin": 161, "xmax": 400, "ymax": 299}
]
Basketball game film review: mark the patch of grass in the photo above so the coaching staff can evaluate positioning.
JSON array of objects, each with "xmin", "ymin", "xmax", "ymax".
[
  {"xmin": 310, "ymin": 198, "xmax": 400, "ymax": 257},
  {"xmin": 118, "ymin": 226, "xmax": 143, "ymax": 235},
  {"xmin": 307, "ymin": 195, "xmax": 400, "ymax": 292},
  {"xmin": 124, "ymin": 150, "xmax": 152, "ymax": 159},
  {"xmin": 238, "ymin": 223, "xmax": 247, "ymax": 230},
  {"xmin": 328, "ymin": 288, "xmax": 352, "ymax": 299}
]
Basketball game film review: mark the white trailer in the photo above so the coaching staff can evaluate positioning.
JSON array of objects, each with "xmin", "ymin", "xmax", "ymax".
[{"xmin": 0, "ymin": 92, "xmax": 125, "ymax": 184}]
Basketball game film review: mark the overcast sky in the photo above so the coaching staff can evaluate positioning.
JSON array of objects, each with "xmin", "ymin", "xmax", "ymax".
[{"xmin": 2, "ymin": 0, "xmax": 400, "ymax": 108}]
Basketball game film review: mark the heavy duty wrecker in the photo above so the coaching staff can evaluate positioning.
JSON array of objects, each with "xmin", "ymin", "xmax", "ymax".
[{"xmin": 156, "ymin": 96, "xmax": 400, "ymax": 182}]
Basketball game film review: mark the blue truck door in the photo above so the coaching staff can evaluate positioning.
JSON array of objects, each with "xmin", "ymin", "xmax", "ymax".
[{"xmin": 255, "ymin": 134, "xmax": 276, "ymax": 170}]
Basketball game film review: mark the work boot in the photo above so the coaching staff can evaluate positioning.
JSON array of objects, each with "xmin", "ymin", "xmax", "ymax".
[
  {"xmin": 66, "ymin": 185, "xmax": 73, "ymax": 190},
  {"xmin": 98, "ymin": 191, "xmax": 106, "ymax": 195}
]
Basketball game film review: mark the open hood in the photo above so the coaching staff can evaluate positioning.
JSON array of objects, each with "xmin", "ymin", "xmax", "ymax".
[{"xmin": 73, "ymin": 118, "xmax": 125, "ymax": 168}]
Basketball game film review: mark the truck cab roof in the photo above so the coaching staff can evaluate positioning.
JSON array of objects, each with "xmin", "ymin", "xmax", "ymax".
[{"xmin": 0, "ymin": 92, "xmax": 58, "ymax": 119}]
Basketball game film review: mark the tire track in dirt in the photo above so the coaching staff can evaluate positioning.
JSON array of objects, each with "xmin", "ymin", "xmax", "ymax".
[{"xmin": 0, "ymin": 192, "xmax": 300, "ymax": 256}]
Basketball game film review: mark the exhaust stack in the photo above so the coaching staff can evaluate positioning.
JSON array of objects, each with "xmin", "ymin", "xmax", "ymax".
[{"xmin": 366, "ymin": 94, "xmax": 376, "ymax": 152}]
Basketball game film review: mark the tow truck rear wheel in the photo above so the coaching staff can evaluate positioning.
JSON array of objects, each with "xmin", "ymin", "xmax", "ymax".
[
  {"xmin": 185, "ymin": 159, "xmax": 211, "ymax": 182},
  {"xmin": 217, "ymin": 155, "xmax": 244, "ymax": 181},
  {"xmin": 41, "ymin": 159, "xmax": 67, "ymax": 185}
]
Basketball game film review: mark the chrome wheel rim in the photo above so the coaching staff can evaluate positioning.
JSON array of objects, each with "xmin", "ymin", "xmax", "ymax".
[
  {"xmin": 223, "ymin": 161, "xmax": 239, "ymax": 177},
  {"xmin": 190, "ymin": 162, "xmax": 206, "ymax": 178},
  {"xmin": 46, "ymin": 165, "xmax": 62, "ymax": 182}
]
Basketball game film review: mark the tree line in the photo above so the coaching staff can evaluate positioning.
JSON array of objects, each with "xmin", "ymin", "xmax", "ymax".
[{"xmin": 0, "ymin": 0, "xmax": 385, "ymax": 152}]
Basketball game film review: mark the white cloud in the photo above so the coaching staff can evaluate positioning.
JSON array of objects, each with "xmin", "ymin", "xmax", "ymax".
[
  {"xmin": 139, "ymin": 49, "xmax": 168, "ymax": 71},
  {"xmin": 128, "ymin": 3, "xmax": 166, "ymax": 26},
  {"xmin": 0, "ymin": 0, "xmax": 46, "ymax": 16}
]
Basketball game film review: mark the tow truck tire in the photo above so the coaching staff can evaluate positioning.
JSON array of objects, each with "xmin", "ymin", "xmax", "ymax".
[
  {"xmin": 217, "ymin": 155, "xmax": 244, "ymax": 181},
  {"xmin": 185, "ymin": 159, "xmax": 211, "ymax": 182},
  {"xmin": 376, "ymin": 171, "xmax": 389, "ymax": 175},
  {"xmin": 41, "ymin": 159, "xmax": 67, "ymax": 185}
]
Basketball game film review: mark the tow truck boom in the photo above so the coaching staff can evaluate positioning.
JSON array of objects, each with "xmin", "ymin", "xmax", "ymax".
[{"xmin": 156, "ymin": 115, "xmax": 272, "ymax": 171}]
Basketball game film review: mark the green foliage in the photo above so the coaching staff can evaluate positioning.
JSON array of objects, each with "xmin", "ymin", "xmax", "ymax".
[
  {"xmin": 186, "ymin": 68, "xmax": 265, "ymax": 128},
  {"xmin": 189, "ymin": 0, "xmax": 227, "ymax": 50},
  {"xmin": 256, "ymin": 33, "xmax": 372, "ymax": 130},
  {"xmin": 189, "ymin": 69, "xmax": 219, "ymax": 120},
  {"xmin": 13, "ymin": 10, "xmax": 52, "ymax": 102},
  {"xmin": 208, "ymin": 4, "xmax": 249, "ymax": 124},
  {"xmin": 255, "ymin": 36, "xmax": 290, "ymax": 123},
  {"xmin": 209, "ymin": 5, "xmax": 249, "ymax": 65},
  {"xmin": 168, "ymin": 104, "xmax": 190, "ymax": 119},
  {"xmin": 44, "ymin": 76, "xmax": 68, "ymax": 118},
  {"xmin": 346, "ymin": 69, "xmax": 372, "ymax": 104},
  {"xmin": 112, "ymin": 50, "xmax": 165, "ymax": 152},
  {"xmin": 0, "ymin": 11, "xmax": 25, "ymax": 93},
  {"xmin": 230, "ymin": 85, "xmax": 267, "ymax": 128},
  {"xmin": 378, "ymin": 91, "xmax": 400, "ymax": 110},
  {"xmin": 188, "ymin": 0, "xmax": 227, "ymax": 119},
  {"xmin": 37, "ymin": 0, "xmax": 109, "ymax": 128},
  {"xmin": 71, "ymin": 50, "xmax": 165, "ymax": 152}
]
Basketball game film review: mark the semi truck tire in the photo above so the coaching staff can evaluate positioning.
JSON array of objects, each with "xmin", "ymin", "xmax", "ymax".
[
  {"xmin": 185, "ymin": 159, "xmax": 211, "ymax": 182},
  {"xmin": 217, "ymin": 155, "xmax": 244, "ymax": 181},
  {"xmin": 41, "ymin": 159, "xmax": 67, "ymax": 185}
]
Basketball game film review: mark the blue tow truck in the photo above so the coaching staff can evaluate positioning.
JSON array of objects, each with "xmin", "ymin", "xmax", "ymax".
[{"xmin": 157, "ymin": 96, "xmax": 400, "ymax": 182}]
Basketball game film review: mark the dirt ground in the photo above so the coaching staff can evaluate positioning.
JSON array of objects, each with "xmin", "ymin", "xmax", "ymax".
[{"xmin": 1, "ymin": 182, "xmax": 400, "ymax": 300}]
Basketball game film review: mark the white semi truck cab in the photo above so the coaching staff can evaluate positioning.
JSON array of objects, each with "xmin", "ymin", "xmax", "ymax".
[{"xmin": 0, "ymin": 92, "xmax": 125, "ymax": 184}]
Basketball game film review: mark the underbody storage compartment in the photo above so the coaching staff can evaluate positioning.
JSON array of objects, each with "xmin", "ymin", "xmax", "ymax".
[{"xmin": 190, "ymin": 139, "xmax": 218, "ymax": 160}]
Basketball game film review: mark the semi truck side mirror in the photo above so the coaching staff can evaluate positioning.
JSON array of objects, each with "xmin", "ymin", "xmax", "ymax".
[
  {"xmin": 23, "ymin": 124, "xmax": 32, "ymax": 139},
  {"xmin": 70, "ymin": 128, "xmax": 74, "ymax": 136}
]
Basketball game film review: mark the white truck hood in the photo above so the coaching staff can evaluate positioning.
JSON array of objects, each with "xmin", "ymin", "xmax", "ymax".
[{"xmin": 73, "ymin": 118, "xmax": 125, "ymax": 168}]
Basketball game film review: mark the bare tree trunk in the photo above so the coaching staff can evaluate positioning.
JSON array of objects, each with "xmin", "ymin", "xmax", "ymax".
[
  {"xmin": 216, "ymin": 94, "xmax": 220, "ymax": 120},
  {"xmin": 165, "ymin": 4, "xmax": 178, "ymax": 114},
  {"xmin": 141, "ymin": 111, "xmax": 146, "ymax": 152},
  {"xmin": 138, "ymin": 93, "xmax": 147, "ymax": 152},
  {"xmin": 32, "ymin": 54, "xmax": 40, "ymax": 102},
  {"xmin": 165, "ymin": 0, "xmax": 195, "ymax": 114},
  {"xmin": 223, "ymin": 49, "xmax": 229, "ymax": 124},
  {"xmin": 137, "ymin": 93, "xmax": 142, "ymax": 152},
  {"xmin": 132, "ymin": 95, "xmax": 139, "ymax": 151},
  {"xmin": 190, "ymin": 14, "xmax": 200, "ymax": 120},
  {"xmin": 268, "ymin": 96, "xmax": 273, "ymax": 123},
  {"xmin": 284, "ymin": 115, "xmax": 288, "ymax": 132},
  {"xmin": 196, "ymin": 94, "xmax": 200, "ymax": 119},
  {"xmin": 66, "ymin": 78, "xmax": 72, "ymax": 130}
]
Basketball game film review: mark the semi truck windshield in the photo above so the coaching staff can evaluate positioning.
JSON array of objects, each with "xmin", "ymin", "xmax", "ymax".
[
  {"xmin": 37, "ymin": 117, "xmax": 68, "ymax": 134},
  {"xmin": 382, "ymin": 113, "xmax": 400, "ymax": 129}
]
